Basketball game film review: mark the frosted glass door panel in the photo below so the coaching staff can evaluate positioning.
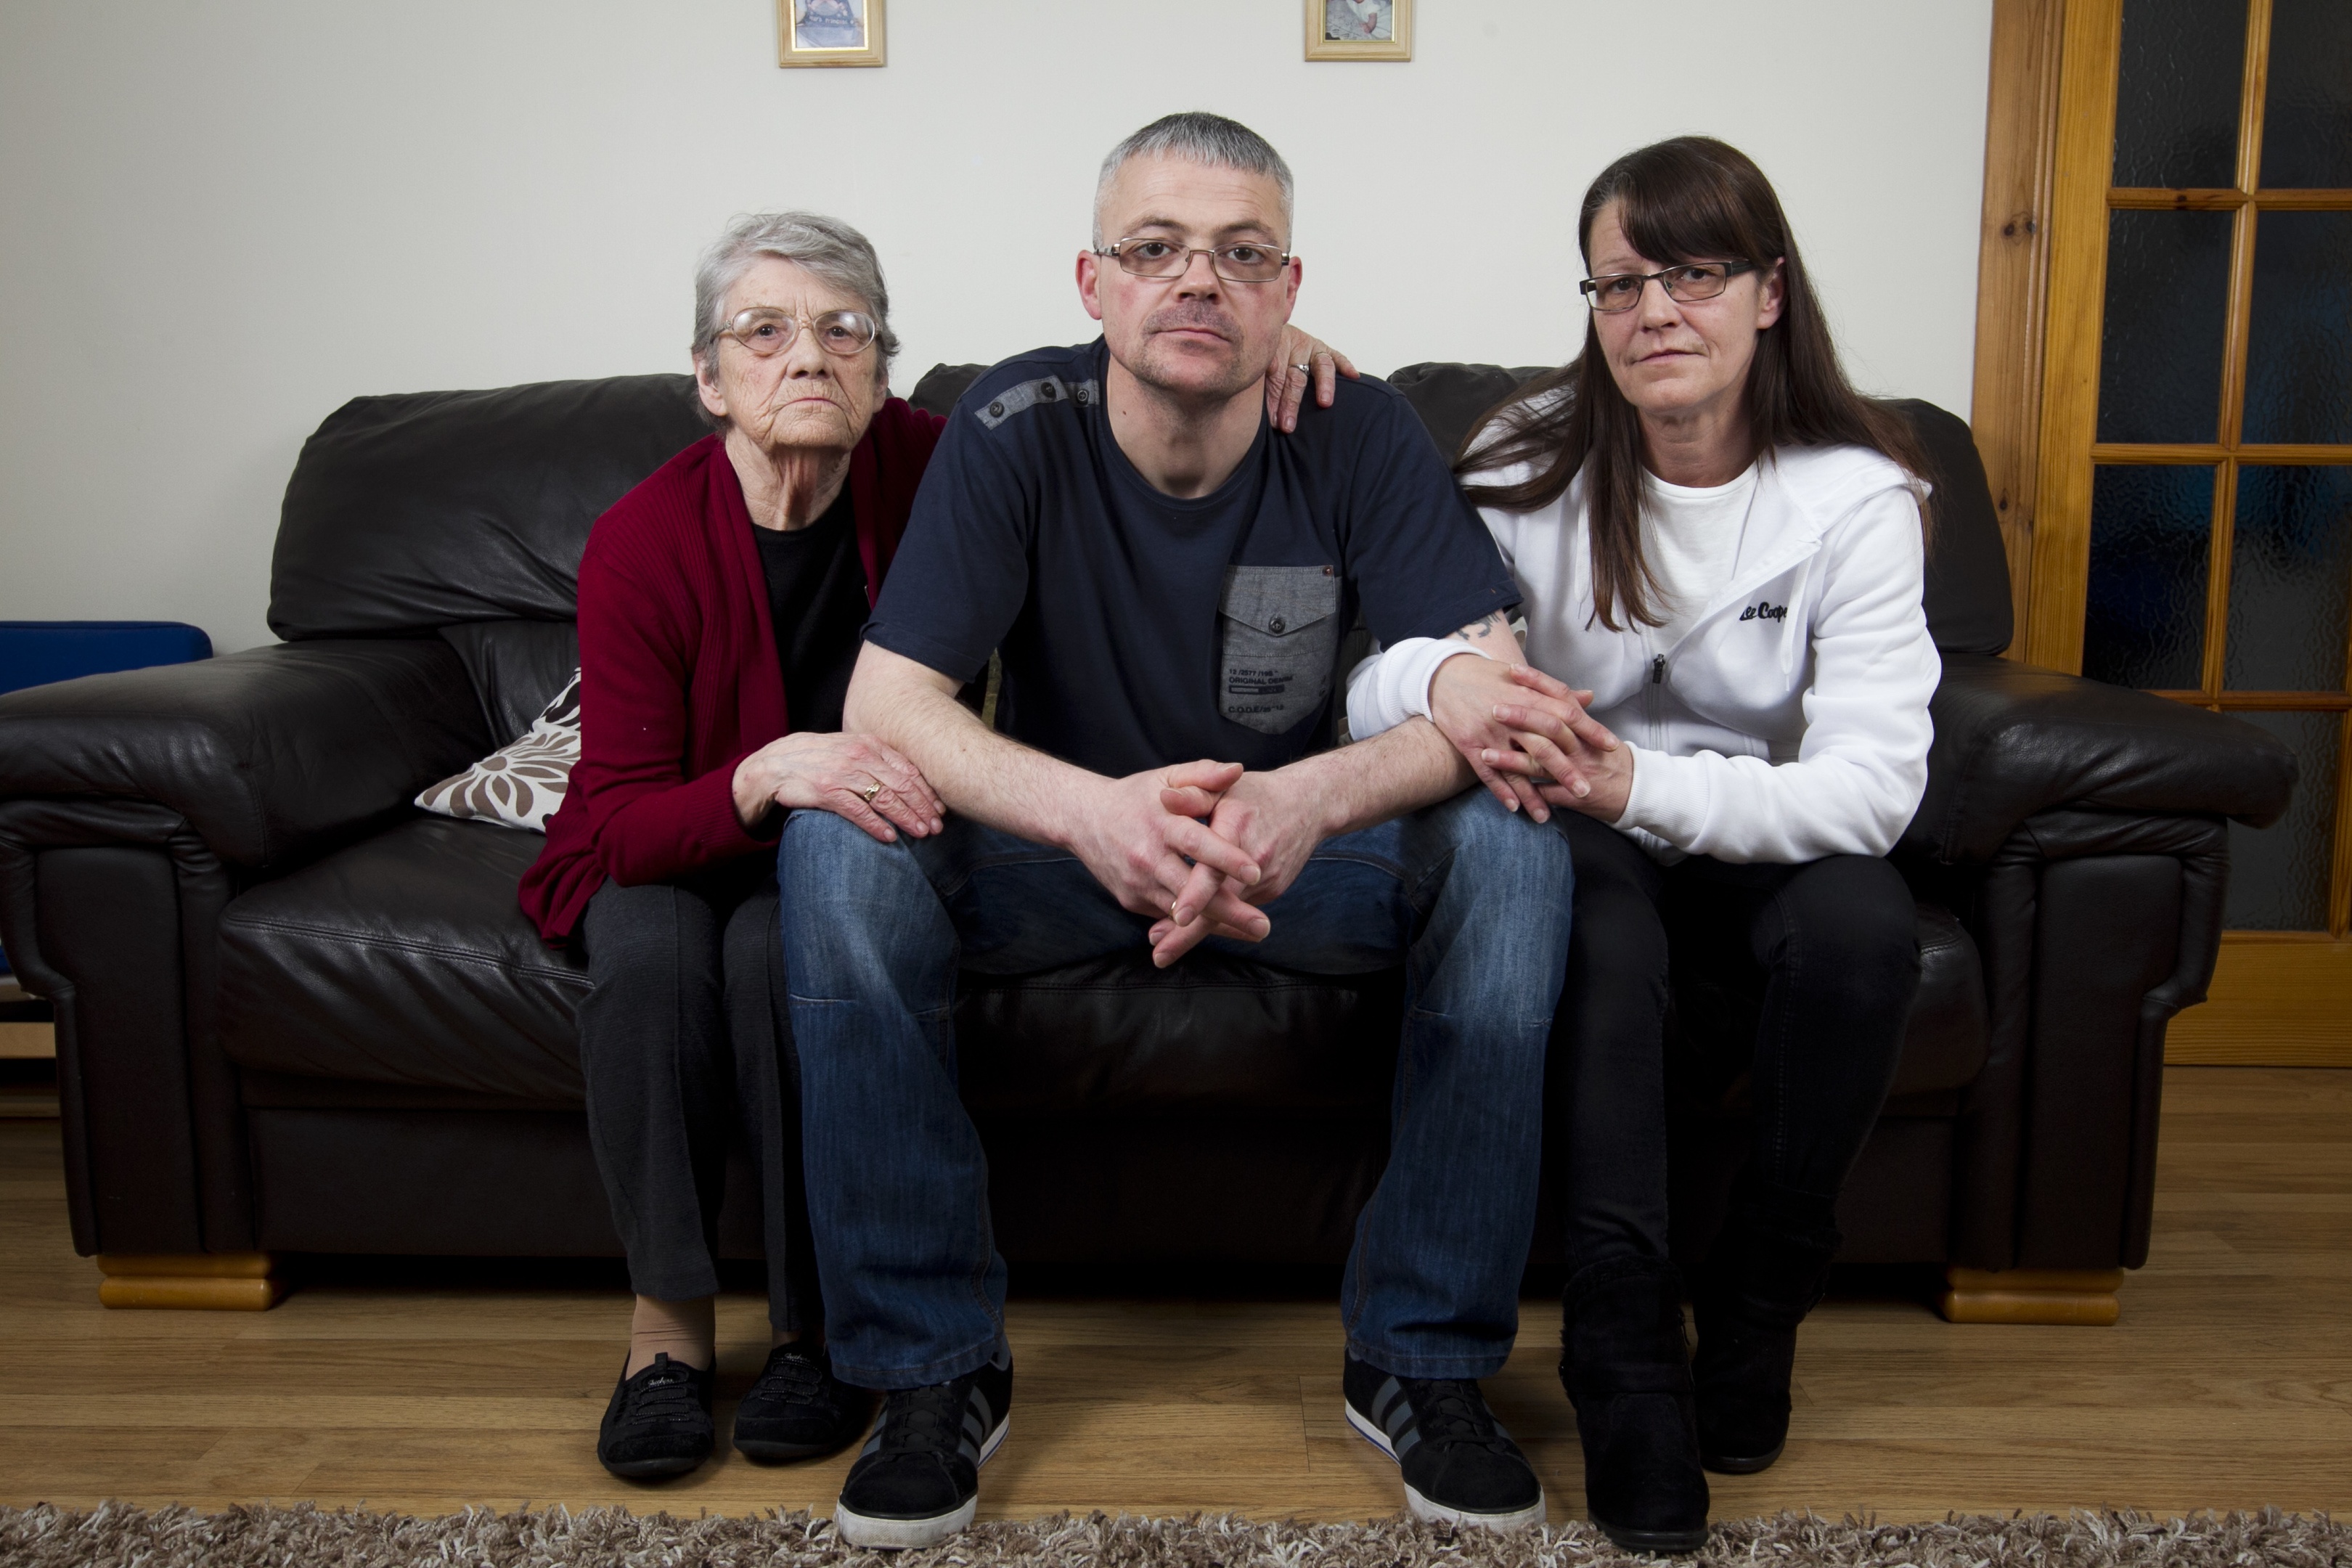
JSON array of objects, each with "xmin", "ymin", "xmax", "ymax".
[
  {"xmin": 2225, "ymin": 466, "xmax": 2352, "ymax": 690},
  {"xmin": 2224, "ymin": 709, "xmax": 2339, "ymax": 930},
  {"xmin": 2112, "ymin": 0, "xmax": 2247, "ymax": 187},
  {"xmin": 2260, "ymin": 0, "xmax": 2352, "ymax": 189},
  {"xmin": 2243, "ymin": 211, "xmax": 2352, "ymax": 446},
  {"xmin": 2097, "ymin": 212, "xmax": 2234, "ymax": 444},
  {"xmin": 2084, "ymin": 465, "xmax": 2215, "ymax": 689}
]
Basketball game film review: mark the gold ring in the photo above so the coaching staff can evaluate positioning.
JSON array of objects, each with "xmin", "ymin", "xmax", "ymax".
[{"xmin": 859, "ymin": 781, "xmax": 882, "ymax": 804}]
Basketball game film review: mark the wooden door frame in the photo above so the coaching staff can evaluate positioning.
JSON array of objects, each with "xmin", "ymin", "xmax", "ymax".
[
  {"xmin": 1969, "ymin": 0, "xmax": 2067, "ymax": 657},
  {"xmin": 1967, "ymin": 0, "xmax": 2352, "ymax": 1065}
]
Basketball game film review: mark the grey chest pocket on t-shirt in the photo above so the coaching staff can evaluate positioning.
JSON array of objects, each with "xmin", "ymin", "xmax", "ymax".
[{"xmin": 1218, "ymin": 564, "xmax": 1342, "ymax": 735}]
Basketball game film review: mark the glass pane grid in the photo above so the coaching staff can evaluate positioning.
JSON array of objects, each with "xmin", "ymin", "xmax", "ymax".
[{"xmin": 2096, "ymin": 1, "xmax": 2352, "ymax": 933}]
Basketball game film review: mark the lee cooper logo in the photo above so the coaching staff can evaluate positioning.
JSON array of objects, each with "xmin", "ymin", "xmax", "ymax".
[{"xmin": 1739, "ymin": 603, "xmax": 1789, "ymax": 624}]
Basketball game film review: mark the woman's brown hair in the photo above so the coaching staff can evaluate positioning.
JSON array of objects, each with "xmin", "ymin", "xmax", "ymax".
[{"xmin": 1458, "ymin": 136, "xmax": 1930, "ymax": 631}]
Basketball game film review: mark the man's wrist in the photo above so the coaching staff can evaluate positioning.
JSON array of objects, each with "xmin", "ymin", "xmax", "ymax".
[
  {"xmin": 1038, "ymin": 767, "xmax": 1113, "ymax": 853},
  {"xmin": 1259, "ymin": 756, "xmax": 1345, "ymax": 843},
  {"xmin": 1424, "ymin": 645, "xmax": 1503, "ymax": 719}
]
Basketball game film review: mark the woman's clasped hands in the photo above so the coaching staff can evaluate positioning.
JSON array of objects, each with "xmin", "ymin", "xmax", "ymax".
[{"xmin": 1426, "ymin": 654, "xmax": 1632, "ymax": 823}]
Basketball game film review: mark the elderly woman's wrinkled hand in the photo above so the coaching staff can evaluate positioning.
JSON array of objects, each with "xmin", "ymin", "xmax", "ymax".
[
  {"xmin": 732, "ymin": 730, "xmax": 946, "ymax": 841},
  {"xmin": 1267, "ymin": 325, "xmax": 1360, "ymax": 432}
]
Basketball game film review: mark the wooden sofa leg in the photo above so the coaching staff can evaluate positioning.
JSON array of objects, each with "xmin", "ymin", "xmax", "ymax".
[
  {"xmin": 95, "ymin": 1252, "xmax": 285, "ymax": 1310},
  {"xmin": 1940, "ymin": 1265, "xmax": 2123, "ymax": 1325}
]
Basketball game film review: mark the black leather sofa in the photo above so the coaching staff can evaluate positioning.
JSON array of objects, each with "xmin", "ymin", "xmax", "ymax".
[{"xmin": 0, "ymin": 362, "xmax": 2296, "ymax": 1323}]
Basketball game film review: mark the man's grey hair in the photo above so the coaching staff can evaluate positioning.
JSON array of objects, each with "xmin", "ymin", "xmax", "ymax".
[
  {"xmin": 690, "ymin": 211, "xmax": 899, "ymax": 383},
  {"xmin": 1093, "ymin": 112, "xmax": 1295, "ymax": 248}
]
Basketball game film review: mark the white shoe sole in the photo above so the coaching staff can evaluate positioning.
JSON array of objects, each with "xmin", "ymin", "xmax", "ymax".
[
  {"xmin": 833, "ymin": 1417, "xmax": 1008, "ymax": 1550},
  {"xmin": 1345, "ymin": 1400, "xmax": 1547, "ymax": 1530}
]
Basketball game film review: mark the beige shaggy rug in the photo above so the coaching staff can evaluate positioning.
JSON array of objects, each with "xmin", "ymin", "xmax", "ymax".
[{"xmin": 0, "ymin": 1506, "xmax": 2345, "ymax": 1568}]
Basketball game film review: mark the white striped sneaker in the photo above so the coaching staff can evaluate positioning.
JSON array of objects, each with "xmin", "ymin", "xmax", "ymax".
[
  {"xmin": 833, "ymin": 1357, "xmax": 1011, "ymax": 1549},
  {"xmin": 1343, "ymin": 1355, "xmax": 1545, "ymax": 1529}
]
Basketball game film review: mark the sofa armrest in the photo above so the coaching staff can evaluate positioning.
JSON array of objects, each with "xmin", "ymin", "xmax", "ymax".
[
  {"xmin": 1946, "ymin": 807, "xmax": 2228, "ymax": 1275},
  {"xmin": 0, "ymin": 798, "xmax": 250, "ymax": 1256},
  {"xmin": 1903, "ymin": 653, "xmax": 2298, "ymax": 865},
  {"xmin": 0, "ymin": 639, "xmax": 489, "ymax": 870}
]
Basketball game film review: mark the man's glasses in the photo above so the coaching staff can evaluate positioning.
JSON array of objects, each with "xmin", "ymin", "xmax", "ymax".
[
  {"xmin": 1095, "ymin": 237, "xmax": 1292, "ymax": 283},
  {"xmin": 716, "ymin": 307, "xmax": 878, "ymax": 356},
  {"xmin": 1579, "ymin": 261, "xmax": 1756, "ymax": 313}
]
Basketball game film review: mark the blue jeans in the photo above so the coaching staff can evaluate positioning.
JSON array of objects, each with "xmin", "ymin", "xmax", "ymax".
[{"xmin": 779, "ymin": 786, "xmax": 1575, "ymax": 1389}]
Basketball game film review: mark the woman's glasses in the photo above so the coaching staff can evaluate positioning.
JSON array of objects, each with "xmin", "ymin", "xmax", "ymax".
[
  {"xmin": 1580, "ymin": 261, "xmax": 1755, "ymax": 313},
  {"xmin": 717, "ymin": 308, "xmax": 878, "ymax": 356}
]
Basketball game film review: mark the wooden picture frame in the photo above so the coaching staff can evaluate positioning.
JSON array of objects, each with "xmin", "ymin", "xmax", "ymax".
[
  {"xmin": 780, "ymin": 0, "xmax": 885, "ymax": 68},
  {"xmin": 1305, "ymin": 0, "xmax": 1411, "ymax": 60}
]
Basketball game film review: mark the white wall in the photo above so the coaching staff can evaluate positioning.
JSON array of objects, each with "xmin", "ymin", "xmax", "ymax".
[{"xmin": 0, "ymin": 1, "xmax": 1991, "ymax": 653}]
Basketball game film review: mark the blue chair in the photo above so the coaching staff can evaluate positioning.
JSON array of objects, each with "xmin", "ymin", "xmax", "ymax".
[{"xmin": 0, "ymin": 621, "xmax": 213, "ymax": 700}]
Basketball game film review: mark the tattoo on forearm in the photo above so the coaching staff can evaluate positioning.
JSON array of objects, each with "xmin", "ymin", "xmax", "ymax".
[{"xmin": 1449, "ymin": 612, "xmax": 1504, "ymax": 643}]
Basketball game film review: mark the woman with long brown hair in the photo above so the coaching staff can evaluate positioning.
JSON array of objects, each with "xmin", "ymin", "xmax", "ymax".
[{"xmin": 1348, "ymin": 136, "xmax": 1937, "ymax": 1552}]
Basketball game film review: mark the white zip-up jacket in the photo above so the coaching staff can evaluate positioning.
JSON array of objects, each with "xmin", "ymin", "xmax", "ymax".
[{"xmin": 1348, "ymin": 442, "xmax": 1937, "ymax": 865}]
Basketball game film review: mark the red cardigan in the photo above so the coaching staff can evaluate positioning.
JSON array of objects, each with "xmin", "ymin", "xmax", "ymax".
[{"xmin": 519, "ymin": 399, "xmax": 945, "ymax": 942}]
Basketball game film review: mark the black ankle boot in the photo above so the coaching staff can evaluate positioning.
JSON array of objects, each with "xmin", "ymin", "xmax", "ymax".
[
  {"xmin": 1559, "ymin": 1257, "xmax": 1710, "ymax": 1554},
  {"xmin": 1691, "ymin": 1191, "xmax": 1842, "ymax": 1474}
]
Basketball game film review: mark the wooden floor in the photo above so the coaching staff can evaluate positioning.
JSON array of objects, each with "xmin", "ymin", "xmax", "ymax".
[{"xmin": 1, "ymin": 1066, "xmax": 2347, "ymax": 1522}]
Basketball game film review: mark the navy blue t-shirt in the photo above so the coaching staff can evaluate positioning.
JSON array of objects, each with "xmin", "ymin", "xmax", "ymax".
[{"xmin": 865, "ymin": 338, "xmax": 1519, "ymax": 779}]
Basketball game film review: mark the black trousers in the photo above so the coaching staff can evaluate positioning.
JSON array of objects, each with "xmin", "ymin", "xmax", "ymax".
[
  {"xmin": 1548, "ymin": 812, "xmax": 1922, "ymax": 1273},
  {"xmin": 576, "ymin": 860, "xmax": 817, "ymax": 1331}
]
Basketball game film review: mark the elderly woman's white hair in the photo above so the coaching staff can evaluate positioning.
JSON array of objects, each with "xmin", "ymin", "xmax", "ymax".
[{"xmin": 690, "ymin": 211, "xmax": 901, "ymax": 385}]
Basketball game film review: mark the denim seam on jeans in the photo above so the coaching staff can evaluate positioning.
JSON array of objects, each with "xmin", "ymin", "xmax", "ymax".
[
  {"xmin": 831, "ymin": 1331, "xmax": 1005, "ymax": 1389},
  {"xmin": 1335, "ymin": 842, "xmax": 1424, "ymax": 1360},
  {"xmin": 925, "ymin": 841, "xmax": 1079, "ymax": 903}
]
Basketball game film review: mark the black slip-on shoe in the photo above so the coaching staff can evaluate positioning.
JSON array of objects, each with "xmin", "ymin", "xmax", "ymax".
[
  {"xmin": 597, "ymin": 1352, "xmax": 715, "ymax": 1480},
  {"xmin": 1343, "ymin": 1356, "xmax": 1545, "ymax": 1530},
  {"xmin": 733, "ymin": 1343, "xmax": 867, "ymax": 1463},
  {"xmin": 833, "ymin": 1357, "xmax": 1012, "ymax": 1550}
]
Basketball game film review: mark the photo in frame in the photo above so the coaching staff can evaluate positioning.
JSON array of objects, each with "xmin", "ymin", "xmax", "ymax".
[
  {"xmin": 779, "ymin": 0, "xmax": 885, "ymax": 68},
  {"xmin": 1305, "ymin": 0, "xmax": 1412, "ymax": 60}
]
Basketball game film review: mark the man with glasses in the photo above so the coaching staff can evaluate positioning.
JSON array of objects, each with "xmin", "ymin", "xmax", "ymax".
[{"xmin": 780, "ymin": 111, "xmax": 1580, "ymax": 1546}]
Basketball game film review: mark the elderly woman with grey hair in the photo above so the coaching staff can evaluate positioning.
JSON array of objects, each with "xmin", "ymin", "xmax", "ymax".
[{"xmin": 518, "ymin": 211, "xmax": 1355, "ymax": 1482}]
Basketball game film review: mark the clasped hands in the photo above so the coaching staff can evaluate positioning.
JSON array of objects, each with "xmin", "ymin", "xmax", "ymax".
[
  {"xmin": 1068, "ymin": 759, "xmax": 1326, "ymax": 971},
  {"xmin": 1430, "ymin": 655, "xmax": 1633, "ymax": 825}
]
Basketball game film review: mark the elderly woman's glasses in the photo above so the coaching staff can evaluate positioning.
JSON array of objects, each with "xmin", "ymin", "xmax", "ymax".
[
  {"xmin": 717, "ymin": 307, "xmax": 878, "ymax": 356},
  {"xmin": 1580, "ymin": 261, "xmax": 1755, "ymax": 313},
  {"xmin": 1095, "ymin": 237, "xmax": 1291, "ymax": 283}
]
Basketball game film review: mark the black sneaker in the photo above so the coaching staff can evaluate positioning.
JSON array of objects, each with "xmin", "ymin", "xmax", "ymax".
[
  {"xmin": 596, "ymin": 1352, "xmax": 714, "ymax": 1479},
  {"xmin": 833, "ymin": 1357, "xmax": 1012, "ymax": 1549},
  {"xmin": 1343, "ymin": 1356, "xmax": 1545, "ymax": 1530},
  {"xmin": 733, "ymin": 1343, "xmax": 867, "ymax": 1462}
]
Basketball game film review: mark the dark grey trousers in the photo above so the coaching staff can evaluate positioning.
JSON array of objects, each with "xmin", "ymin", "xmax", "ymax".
[{"xmin": 576, "ymin": 862, "xmax": 817, "ymax": 1331}]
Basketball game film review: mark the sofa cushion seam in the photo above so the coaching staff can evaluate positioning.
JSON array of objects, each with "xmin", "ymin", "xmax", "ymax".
[{"xmin": 221, "ymin": 913, "xmax": 591, "ymax": 987}]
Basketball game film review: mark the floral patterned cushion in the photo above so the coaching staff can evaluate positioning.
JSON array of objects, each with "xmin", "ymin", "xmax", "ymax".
[{"xmin": 415, "ymin": 669, "xmax": 580, "ymax": 831}]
